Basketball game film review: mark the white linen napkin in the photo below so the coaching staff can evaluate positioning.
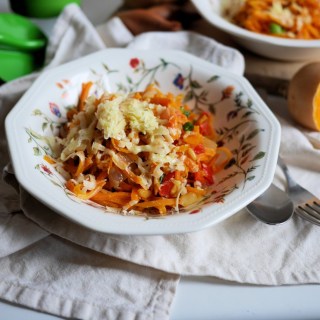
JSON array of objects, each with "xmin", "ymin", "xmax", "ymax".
[
  {"xmin": 0, "ymin": 5, "xmax": 180, "ymax": 320},
  {"xmin": 2, "ymin": 3, "xmax": 320, "ymax": 320}
]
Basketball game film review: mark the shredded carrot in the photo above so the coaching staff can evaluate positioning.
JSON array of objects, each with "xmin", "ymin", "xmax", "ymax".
[
  {"xmin": 134, "ymin": 198, "xmax": 176, "ymax": 214},
  {"xmin": 230, "ymin": 0, "xmax": 320, "ymax": 39},
  {"xmin": 72, "ymin": 181, "xmax": 106, "ymax": 200},
  {"xmin": 54, "ymin": 83, "xmax": 234, "ymax": 215},
  {"xmin": 77, "ymin": 81, "xmax": 93, "ymax": 111},
  {"xmin": 43, "ymin": 154, "xmax": 55, "ymax": 164},
  {"xmin": 91, "ymin": 189, "xmax": 131, "ymax": 206}
]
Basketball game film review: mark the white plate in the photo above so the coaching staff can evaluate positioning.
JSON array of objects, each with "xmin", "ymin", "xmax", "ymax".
[
  {"xmin": 5, "ymin": 49, "xmax": 280, "ymax": 235},
  {"xmin": 191, "ymin": 0, "xmax": 320, "ymax": 61}
]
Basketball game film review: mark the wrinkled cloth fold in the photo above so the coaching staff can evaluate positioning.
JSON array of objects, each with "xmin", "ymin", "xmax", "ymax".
[
  {"xmin": 0, "ymin": 5, "xmax": 180, "ymax": 320},
  {"xmin": 1, "ymin": 3, "xmax": 320, "ymax": 320}
]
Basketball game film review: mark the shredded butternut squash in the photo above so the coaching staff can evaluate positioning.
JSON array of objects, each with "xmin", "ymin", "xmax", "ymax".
[
  {"xmin": 52, "ymin": 83, "xmax": 231, "ymax": 215},
  {"xmin": 228, "ymin": 0, "xmax": 320, "ymax": 39}
]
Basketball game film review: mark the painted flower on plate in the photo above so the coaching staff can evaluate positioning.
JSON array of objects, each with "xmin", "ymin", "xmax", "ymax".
[
  {"xmin": 173, "ymin": 73, "xmax": 184, "ymax": 89},
  {"xmin": 49, "ymin": 102, "xmax": 61, "ymax": 118},
  {"xmin": 129, "ymin": 58, "xmax": 140, "ymax": 69}
]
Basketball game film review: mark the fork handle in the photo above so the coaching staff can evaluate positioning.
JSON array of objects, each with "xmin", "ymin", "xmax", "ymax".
[{"xmin": 277, "ymin": 157, "xmax": 298, "ymax": 191}]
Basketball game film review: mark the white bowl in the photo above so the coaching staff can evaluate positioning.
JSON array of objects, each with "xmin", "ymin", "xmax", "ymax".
[
  {"xmin": 5, "ymin": 49, "xmax": 280, "ymax": 235},
  {"xmin": 191, "ymin": 0, "xmax": 320, "ymax": 61}
]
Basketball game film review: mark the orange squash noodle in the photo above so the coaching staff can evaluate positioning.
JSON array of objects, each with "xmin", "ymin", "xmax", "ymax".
[
  {"xmin": 52, "ymin": 83, "xmax": 231, "ymax": 215},
  {"xmin": 230, "ymin": 0, "xmax": 320, "ymax": 39}
]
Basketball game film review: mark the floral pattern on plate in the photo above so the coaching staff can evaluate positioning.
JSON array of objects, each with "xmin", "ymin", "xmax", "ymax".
[
  {"xmin": 26, "ymin": 56, "xmax": 266, "ymax": 217},
  {"xmin": 6, "ymin": 49, "xmax": 280, "ymax": 234}
]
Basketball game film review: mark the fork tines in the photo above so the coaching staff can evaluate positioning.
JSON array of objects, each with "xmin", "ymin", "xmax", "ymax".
[{"xmin": 296, "ymin": 200, "xmax": 320, "ymax": 226}]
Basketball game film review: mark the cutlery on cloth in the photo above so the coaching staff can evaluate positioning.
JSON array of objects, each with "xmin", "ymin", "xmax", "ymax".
[
  {"xmin": 278, "ymin": 157, "xmax": 320, "ymax": 226},
  {"xmin": 246, "ymin": 182, "xmax": 294, "ymax": 225}
]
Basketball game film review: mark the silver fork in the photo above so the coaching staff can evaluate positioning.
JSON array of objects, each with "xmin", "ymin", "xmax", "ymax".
[{"xmin": 278, "ymin": 157, "xmax": 320, "ymax": 226}]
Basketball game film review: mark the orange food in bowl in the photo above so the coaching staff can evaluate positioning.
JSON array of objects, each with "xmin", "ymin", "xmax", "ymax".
[
  {"xmin": 231, "ymin": 0, "xmax": 320, "ymax": 40},
  {"xmin": 287, "ymin": 62, "xmax": 320, "ymax": 131}
]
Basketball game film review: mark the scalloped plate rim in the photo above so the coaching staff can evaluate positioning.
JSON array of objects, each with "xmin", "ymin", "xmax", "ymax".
[{"xmin": 5, "ymin": 48, "xmax": 281, "ymax": 235}]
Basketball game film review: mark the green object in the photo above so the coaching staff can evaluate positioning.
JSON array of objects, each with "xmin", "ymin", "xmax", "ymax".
[
  {"xmin": 10, "ymin": 0, "xmax": 81, "ymax": 18},
  {"xmin": 0, "ymin": 13, "xmax": 47, "ymax": 51},
  {"xmin": 269, "ymin": 22, "xmax": 284, "ymax": 35},
  {"xmin": 180, "ymin": 107, "xmax": 190, "ymax": 117},
  {"xmin": 0, "ymin": 13, "xmax": 47, "ymax": 82},
  {"xmin": 0, "ymin": 50, "xmax": 37, "ymax": 82},
  {"xmin": 183, "ymin": 122, "xmax": 194, "ymax": 131}
]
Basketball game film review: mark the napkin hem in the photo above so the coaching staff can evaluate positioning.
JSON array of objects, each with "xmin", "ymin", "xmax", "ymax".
[{"xmin": 0, "ymin": 278, "xmax": 178, "ymax": 320}]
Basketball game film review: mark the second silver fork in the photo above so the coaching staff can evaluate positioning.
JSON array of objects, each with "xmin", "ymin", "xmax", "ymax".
[{"xmin": 278, "ymin": 157, "xmax": 320, "ymax": 226}]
